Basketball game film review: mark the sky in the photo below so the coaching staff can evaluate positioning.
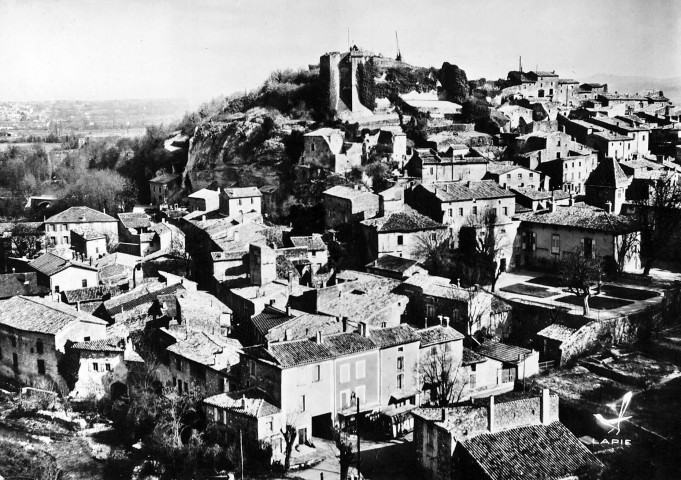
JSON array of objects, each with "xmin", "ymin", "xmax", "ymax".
[{"xmin": 0, "ymin": 0, "xmax": 679, "ymax": 107}]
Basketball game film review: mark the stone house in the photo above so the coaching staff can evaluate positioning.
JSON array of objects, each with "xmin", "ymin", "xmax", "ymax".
[
  {"xmin": 149, "ymin": 173, "xmax": 181, "ymax": 205},
  {"xmin": 158, "ymin": 327, "xmax": 242, "ymax": 396},
  {"xmin": 537, "ymin": 153, "xmax": 598, "ymax": 194},
  {"xmin": 70, "ymin": 228, "xmax": 107, "ymax": 260},
  {"xmin": 514, "ymin": 203, "xmax": 641, "ymax": 272},
  {"xmin": 0, "ymin": 272, "xmax": 48, "ymax": 300},
  {"xmin": 44, "ymin": 206, "xmax": 118, "ymax": 249},
  {"xmin": 289, "ymin": 234, "xmax": 328, "ymax": 272},
  {"xmin": 483, "ymin": 163, "xmax": 545, "ymax": 190},
  {"xmin": 365, "ymin": 255, "xmax": 428, "ymax": 280},
  {"xmin": 378, "ymin": 185, "xmax": 405, "ymax": 216},
  {"xmin": 323, "ymin": 185, "xmax": 379, "ymax": 229},
  {"xmin": 29, "ymin": 252, "xmax": 99, "ymax": 294},
  {"xmin": 70, "ymin": 336, "xmax": 143, "ymax": 399},
  {"xmin": 584, "ymin": 115, "xmax": 650, "ymax": 157},
  {"xmin": 188, "ymin": 187, "xmax": 220, "ymax": 213},
  {"xmin": 412, "ymin": 390, "xmax": 601, "ymax": 480},
  {"xmin": 117, "ymin": 212, "xmax": 155, "ymax": 257},
  {"xmin": 400, "ymin": 274, "xmax": 493, "ymax": 335},
  {"xmin": 511, "ymin": 188, "xmax": 571, "ymax": 212},
  {"xmin": 536, "ymin": 323, "xmax": 577, "ymax": 366},
  {"xmin": 407, "ymin": 181, "xmax": 516, "ymax": 243},
  {"xmin": 175, "ymin": 289, "xmax": 233, "ymax": 336},
  {"xmin": 414, "ymin": 325, "xmax": 465, "ymax": 404},
  {"xmin": 461, "ymin": 348, "xmax": 512, "ymax": 400},
  {"xmin": 247, "ymin": 305, "xmax": 341, "ymax": 346},
  {"xmin": 586, "ymin": 131, "xmax": 636, "ymax": 160},
  {"xmin": 0, "ymin": 296, "xmax": 106, "ymax": 380},
  {"xmin": 360, "ymin": 210, "xmax": 448, "ymax": 262},
  {"xmin": 299, "ymin": 128, "xmax": 364, "ymax": 174},
  {"xmin": 204, "ymin": 388, "xmax": 286, "ymax": 460},
  {"xmin": 406, "ymin": 149, "xmax": 488, "ymax": 184},
  {"xmin": 219, "ymin": 187, "xmax": 263, "ymax": 218},
  {"xmin": 584, "ymin": 157, "xmax": 630, "ymax": 214}
]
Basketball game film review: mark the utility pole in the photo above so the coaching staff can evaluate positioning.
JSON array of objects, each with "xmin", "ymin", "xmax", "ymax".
[
  {"xmin": 240, "ymin": 429, "xmax": 244, "ymax": 480},
  {"xmin": 356, "ymin": 398, "xmax": 361, "ymax": 478},
  {"xmin": 395, "ymin": 31, "xmax": 402, "ymax": 62}
]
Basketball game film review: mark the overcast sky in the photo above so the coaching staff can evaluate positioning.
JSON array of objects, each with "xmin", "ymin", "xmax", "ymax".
[{"xmin": 0, "ymin": 0, "xmax": 679, "ymax": 106}]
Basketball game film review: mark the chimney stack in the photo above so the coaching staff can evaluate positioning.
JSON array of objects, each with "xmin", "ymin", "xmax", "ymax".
[
  {"xmin": 286, "ymin": 305, "xmax": 291, "ymax": 316},
  {"xmin": 605, "ymin": 200, "xmax": 612, "ymax": 214},
  {"xmin": 437, "ymin": 315, "xmax": 443, "ymax": 326},
  {"xmin": 76, "ymin": 301, "xmax": 81, "ymax": 311},
  {"xmin": 316, "ymin": 331, "xmax": 323, "ymax": 344},
  {"xmin": 541, "ymin": 388, "xmax": 551, "ymax": 425},
  {"xmin": 241, "ymin": 394, "xmax": 246, "ymax": 409},
  {"xmin": 359, "ymin": 322, "xmax": 368, "ymax": 337},
  {"xmin": 443, "ymin": 316, "xmax": 450, "ymax": 327},
  {"xmin": 549, "ymin": 200, "xmax": 556, "ymax": 213},
  {"xmin": 441, "ymin": 407, "xmax": 446, "ymax": 422},
  {"xmin": 488, "ymin": 396, "xmax": 496, "ymax": 432},
  {"xmin": 342, "ymin": 317, "xmax": 348, "ymax": 332}
]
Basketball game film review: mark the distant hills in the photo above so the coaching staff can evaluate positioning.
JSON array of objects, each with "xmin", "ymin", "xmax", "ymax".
[{"xmin": 583, "ymin": 73, "xmax": 681, "ymax": 105}]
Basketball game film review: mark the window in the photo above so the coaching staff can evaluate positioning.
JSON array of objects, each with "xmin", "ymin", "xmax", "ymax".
[
  {"xmin": 447, "ymin": 208, "xmax": 452, "ymax": 217},
  {"xmin": 458, "ymin": 208, "xmax": 464, "ymax": 216},
  {"xmin": 313, "ymin": 364, "xmax": 321, "ymax": 382},
  {"xmin": 311, "ymin": 142, "xmax": 315, "ymax": 152},
  {"xmin": 518, "ymin": 173, "xmax": 522, "ymax": 179},
  {"xmin": 82, "ymin": 279, "xmax": 88, "ymax": 288},
  {"xmin": 397, "ymin": 235, "xmax": 403, "ymax": 246},
  {"xmin": 37, "ymin": 359, "xmax": 45, "ymax": 375},
  {"xmin": 266, "ymin": 418, "xmax": 273, "ymax": 432},
  {"xmin": 470, "ymin": 374, "xmax": 477, "ymax": 389},
  {"xmin": 93, "ymin": 362, "xmax": 99, "ymax": 372},
  {"xmin": 11, "ymin": 337, "xmax": 16, "ymax": 347},
  {"xmin": 506, "ymin": 174, "xmax": 511, "ymax": 179},
  {"xmin": 472, "ymin": 206, "xmax": 478, "ymax": 215},
  {"xmin": 356, "ymin": 360, "xmax": 366, "ymax": 379},
  {"xmin": 250, "ymin": 198, "xmax": 254, "ymax": 204},
  {"xmin": 238, "ymin": 199, "xmax": 242, "ymax": 206},
  {"xmin": 176, "ymin": 358, "xmax": 183, "ymax": 371},
  {"xmin": 427, "ymin": 424, "xmax": 434, "ymax": 447},
  {"xmin": 36, "ymin": 340, "xmax": 43, "ymax": 354},
  {"xmin": 249, "ymin": 360, "xmax": 256, "ymax": 376},
  {"xmin": 503, "ymin": 207, "xmax": 508, "ymax": 216},
  {"xmin": 105, "ymin": 363, "xmax": 112, "ymax": 372},
  {"xmin": 84, "ymin": 337, "xmax": 90, "ymax": 342},
  {"xmin": 444, "ymin": 342, "xmax": 452, "ymax": 352},
  {"xmin": 529, "ymin": 173, "xmax": 533, "ymax": 178},
  {"xmin": 63, "ymin": 236, "xmax": 69, "ymax": 244},
  {"xmin": 551, "ymin": 234, "xmax": 560, "ymax": 255},
  {"xmin": 340, "ymin": 364, "xmax": 350, "ymax": 383},
  {"xmin": 397, "ymin": 373, "xmax": 404, "ymax": 389},
  {"xmin": 54, "ymin": 286, "xmax": 60, "ymax": 293},
  {"xmin": 397, "ymin": 356, "xmax": 404, "ymax": 371}
]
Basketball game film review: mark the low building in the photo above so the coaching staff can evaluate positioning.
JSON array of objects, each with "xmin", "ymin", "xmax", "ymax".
[
  {"xmin": 484, "ymin": 163, "xmax": 544, "ymax": 190},
  {"xmin": 323, "ymin": 185, "xmax": 379, "ymax": 229},
  {"xmin": 289, "ymin": 234, "xmax": 328, "ymax": 271},
  {"xmin": 70, "ymin": 228, "xmax": 107, "ymax": 260},
  {"xmin": 536, "ymin": 323, "xmax": 577, "ymax": 366},
  {"xmin": 0, "ymin": 296, "xmax": 107, "ymax": 380},
  {"xmin": 511, "ymin": 188, "xmax": 571, "ymax": 212},
  {"xmin": 475, "ymin": 339, "xmax": 539, "ymax": 381},
  {"xmin": 406, "ymin": 149, "xmax": 488, "ymax": 184},
  {"xmin": 300, "ymin": 128, "xmax": 363, "ymax": 174},
  {"xmin": 365, "ymin": 255, "xmax": 428, "ymax": 280},
  {"xmin": 176, "ymin": 289, "xmax": 233, "ymax": 336},
  {"xmin": 360, "ymin": 210, "xmax": 448, "ymax": 262},
  {"xmin": 0, "ymin": 272, "xmax": 49, "ymax": 300},
  {"xmin": 584, "ymin": 157, "xmax": 630, "ymax": 214},
  {"xmin": 219, "ymin": 187, "xmax": 263, "ymax": 218},
  {"xmin": 188, "ymin": 187, "xmax": 220, "ymax": 213},
  {"xmin": 29, "ymin": 252, "xmax": 99, "ymax": 294}
]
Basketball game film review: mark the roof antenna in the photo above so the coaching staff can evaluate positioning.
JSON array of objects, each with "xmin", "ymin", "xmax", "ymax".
[
  {"xmin": 395, "ymin": 31, "xmax": 402, "ymax": 62},
  {"xmin": 519, "ymin": 55, "xmax": 522, "ymax": 73}
]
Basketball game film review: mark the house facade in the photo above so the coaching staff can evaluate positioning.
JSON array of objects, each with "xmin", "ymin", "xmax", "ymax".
[
  {"xmin": 323, "ymin": 185, "xmax": 379, "ymax": 229},
  {"xmin": 44, "ymin": 206, "xmax": 118, "ymax": 248}
]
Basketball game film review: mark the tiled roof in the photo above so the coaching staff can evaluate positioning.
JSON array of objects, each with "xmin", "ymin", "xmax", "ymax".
[
  {"xmin": 486, "ymin": 163, "xmax": 537, "ymax": 176},
  {"xmin": 402, "ymin": 274, "xmax": 472, "ymax": 302},
  {"xmin": 537, "ymin": 323, "xmax": 577, "ymax": 342},
  {"xmin": 290, "ymin": 235, "xmax": 326, "ymax": 251},
  {"xmin": 104, "ymin": 283, "xmax": 184, "ymax": 316},
  {"xmin": 223, "ymin": 187, "xmax": 262, "ymax": 198},
  {"xmin": 204, "ymin": 388, "xmax": 280, "ymax": 418},
  {"xmin": 72, "ymin": 337, "xmax": 125, "ymax": 352},
  {"xmin": 462, "ymin": 421, "xmax": 604, "ymax": 480},
  {"xmin": 29, "ymin": 252, "xmax": 98, "ymax": 277},
  {"xmin": 468, "ymin": 181, "xmax": 517, "ymax": 199},
  {"xmin": 149, "ymin": 173, "xmax": 180, "ymax": 184},
  {"xmin": 323, "ymin": 185, "xmax": 374, "ymax": 200},
  {"xmin": 514, "ymin": 204, "xmax": 636, "ymax": 233},
  {"xmin": 117, "ymin": 212, "xmax": 151, "ymax": 230},
  {"xmin": 45, "ymin": 206, "xmax": 116, "ymax": 224},
  {"xmin": 251, "ymin": 307, "xmax": 293, "ymax": 336},
  {"xmin": 462, "ymin": 347, "xmax": 487, "ymax": 365},
  {"xmin": 585, "ymin": 158, "xmax": 629, "ymax": 188},
  {"xmin": 0, "ymin": 272, "xmax": 49, "ymax": 299},
  {"xmin": 368, "ymin": 324, "xmax": 420, "ymax": 348},
  {"xmin": 324, "ymin": 332, "xmax": 377, "ymax": 356},
  {"xmin": 416, "ymin": 325, "xmax": 465, "ymax": 347},
  {"xmin": 245, "ymin": 339, "xmax": 334, "ymax": 368},
  {"xmin": 0, "ymin": 296, "xmax": 106, "ymax": 335},
  {"xmin": 477, "ymin": 340, "xmax": 532, "ymax": 364},
  {"xmin": 62, "ymin": 285, "xmax": 125, "ymax": 304},
  {"xmin": 176, "ymin": 290, "xmax": 232, "ymax": 329},
  {"xmin": 188, "ymin": 188, "xmax": 219, "ymax": 200},
  {"xmin": 166, "ymin": 330, "xmax": 241, "ymax": 369},
  {"xmin": 421, "ymin": 181, "xmax": 514, "ymax": 203},
  {"xmin": 532, "ymin": 71, "xmax": 559, "ymax": 77},
  {"xmin": 361, "ymin": 210, "xmax": 446, "ymax": 233},
  {"xmin": 366, "ymin": 255, "xmax": 421, "ymax": 274},
  {"xmin": 378, "ymin": 185, "xmax": 404, "ymax": 201}
]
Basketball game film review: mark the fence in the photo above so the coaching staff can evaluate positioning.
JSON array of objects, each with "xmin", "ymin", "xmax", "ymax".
[{"xmin": 538, "ymin": 360, "xmax": 556, "ymax": 374}]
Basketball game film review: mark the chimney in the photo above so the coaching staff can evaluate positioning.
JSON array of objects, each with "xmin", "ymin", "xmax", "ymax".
[
  {"xmin": 541, "ymin": 388, "xmax": 551, "ymax": 425},
  {"xmin": 441, "ymin": 408, "xmax": 446, "ymax": 422},
  {"xmin": 316, "ymin": 331, "xmax": 323, "ymax": 344},
  {"xmin": 241, "ymin": 394, "xmax": 246, "ymax": 409},
  {"xmin": 605, "ymin": 200, "xmax": 612, "ymax": 214},
  {"xmin": 549, "ymin": 200, "xmax": 556, "ymax": 213},
  {"xmin": 443, "ymin": 316, "xmax": 450, "ymax": 327},
  {"xmin": 568, "ymin": 193, "xmax": 575, "ymax": 206},
  {"xmin": 285, "ymin": 328, "xmax": 292, "ymax": 341},
  {"xmin": 12, "ymin": 267, "xmax": 15, "ymax": 274},
  {"xmin": 437, "ymin": 315, "xmax": 443, "ymax": 326},
  {"xmin": 286, "ymin": 305, "xmax": 291, "ymax": 316},
  {"xmin": 359, "ymin": 322, "xmax": 368, "ymax": 337},
  {"xmin": 342, "ymin": 317, "xmax": 348, "ymax": 332},
  {"xmin": 202, "ymin": 215, "xmax": 206, "ymax": 222},
  {"xmin": 162, "ymin": 218, "xmax": 167, "ymax": 224},
  {"xmin": 456, "ymin": 278, "xmax": 461, "ymax": 288},
  {"xmin": 269, "ymin": 299, "xmax": 276, "ymax": 306},
  {"xmin": 76, "ymin": 301, "xmax": 81, "ymax": 311},
  {"xmin": 488, "ymin": 396, "xmax": 496, "ymax": 432}
]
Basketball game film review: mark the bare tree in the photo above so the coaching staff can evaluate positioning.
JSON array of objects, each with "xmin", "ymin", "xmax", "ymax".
[
  {"xmin": 633, "ymin": 174, "xmax": 681, "ymax": 275},
  {"xmin": 465, "ymin": 209, "xmax": 510, "ymax": 291},
  {"xmin": 280, "ymin": 410, "xmax": 301, "ymax": 472},
  {"xmin": 463, "ymin": 287, "xmax": 491, "ymax": 337},
  {"xmin": 418, "ymin": 346, "xmax": 468, "ymax": 407},
  {"xmin": 9, "ymin": 223, "xmax": 43, "ymax": 259},
  {"xmin": 413, "ymin": 230, "xmax": 451, "ymax": 275},
  {"xmin": 559, "ymin": 245, "xmax": 603, "ymax": 316},
  {"xmin": 614, "ymin": 231, "xmax": 639, "ymax": 275},
  {"xmin": 333, "ymin": 426, "xmax": 354, "ymax": 480}
]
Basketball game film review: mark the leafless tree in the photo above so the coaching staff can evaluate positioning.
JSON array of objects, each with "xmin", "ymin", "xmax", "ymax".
[
  {"xmin": 559, "ymin": 245, "xmax": 603, "ymax": 316},
  {"xmin": 463, "ymin": 287, "xmax": 491, "ymax": 337},
  {"xmin": 633, "ymin": 174, "xmax": 681, "ymax": 275},
  {"xmin": 333, "ymin": 426, "xmax": 354, "ymax": 480},
  {"xmin": 464, "ymin": 209, "xmax": 511, "ymax": 291},
  {"xmin": 280, "ymin": 410, "xmax": 301, "ymax": 472},
  {"xmin": 413, "ymin": 229, "xmax": 450, "ymax": 275},
  {"xmin": 418, "ymin": 346, "xmax": 468, "ymax": 407},
  {"xmin": 614, "ymin": 231, "xmax": 639, "ymax": 275}
]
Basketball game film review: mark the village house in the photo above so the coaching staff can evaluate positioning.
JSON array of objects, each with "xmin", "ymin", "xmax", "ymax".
[
  {"xmin": 511, "ymin": 188, "xmax": 571, "ymax": 212},
  {"xmin": 289, "ymin": 234, "xmax": 328, "ymax": 271},
  {"xmin": 584, "ymin": 115, "xmax": 650, "ymax": 157},
  {"xmin": 360, "ymin": 210, "xmax": 448, "ymax": 263},
  {"xmin": 93, "ymin": 282, "xmax": 186, "ymax": 324},
  {"xmin": 44, "ymin": 206, "xmax": 118, "ymax": 249},
  {"xmin": 219, "ymin": 187, "xmax": 263, "ymax": 218},
  {"xmin": 584, "ymin": 157, "xmax": 631, "ymax": 214},
  {"xmin": 407, "ymin": 181, "xmax": 516, "ymax": 243},
  {"xmin": 188, "ymin": 187, "xmax": 220, "ymax": 213},
  {"xmin": 412, "ymin": 390, "xmax": 602, "ymax": 480},
  {"xmin": 70, "ymin": 228, "xmax": 107, "ymax": 260},
  {"xmin": 70, "ymin": 336, "xmax": 143, "ymax": 399},
  {"xmin": 373, "ymin": 127, "xmax": 408, "ymax": 164},
  {"xmin": 29, "ymin": 252, "xmax": 99, "ymax": 294},
  {"xmin": 415, "ymin": 324, "xmax": 464, "ymax": 403},
  {"xmin": 175, "ymin": 289, "xmax": 233, "ymax": 336},
  {"xmin": 378, "ymin": 185, "xmax": 405, "ymax": 216},
  {"xmin": 0, "ymin": 296, "xmax": 107, "ymax": 380},
  {"xmin": 475, "ymin": 339, "xmax": 539, "ymax": 382},
  {"xmin": 461, "ymin": 347, "xmax": 513, "ymax": 400},
  {"xmin": 365, "ymin": 255, "xmax": 428, "ymax": 280},
  {"xmin": 0, "ymin": 221, "xmax": 44, "ymax": 271},
  {"xmin": 513, "ymin": 203, "xmax": 641, "ymax": 272},
  {"xmin": 299, "ymin": 128, "xmax": 364, "ymax": 174},
  {"xmin": 483, "ymin": 163, "xmax": 546, "ymax": 190},
  {"xmin": 60, "ymin": 284, "xmax": 126, "ymax": 314},
  {"xmin": 149, "ymin": 172, "xmax": 181, "ymax": 205},
  {"xmin": 117, "ymin": 212, "xmax": 155, "ymax": 257},
  {"xmin": 246, "ymin": 305, "xmax": 340, "ymax": 346},
  {"xmin": 536, "ymin": 323, "xmax": 577, "ymax": 366},
  {"xmin": 323, "ymin": 185, "xmax": 379, "ymax": 229},
  {"xmin": 536, "ymin": 153, "xmax": 598, "ymax": 194},
  {"xmin": 204, "ymin": 388, "xmax": 285, "ymax": 461},
  {"xmin": 406, "ymin": 149, "xmax": 489, "ymax": 184}
]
